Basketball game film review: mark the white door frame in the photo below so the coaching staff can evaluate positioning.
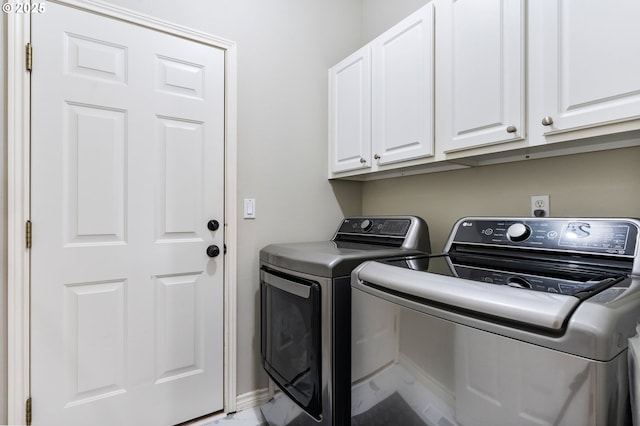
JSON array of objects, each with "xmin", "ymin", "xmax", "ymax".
[{"xmin": 7, "ymin": 1, "xmax": 238, "ymax": 423}]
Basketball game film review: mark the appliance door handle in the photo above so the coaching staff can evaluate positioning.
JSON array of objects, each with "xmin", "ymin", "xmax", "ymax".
[
  {"xmin": 262, "ymin": 269, "xmax": 312, "ymax": 299},
  {"xmin": 353, "ymin": 261, "xmax": 580, "ymax": 331}
]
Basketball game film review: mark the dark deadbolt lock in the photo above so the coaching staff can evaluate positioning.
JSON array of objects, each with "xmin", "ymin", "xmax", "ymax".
[
  {"xmin": 207, "ymin": 220, "xmax": 220, "ymax": 231},
  {"xmin": 206, "ymin": 245, "xmax": 220, "ymax": 258}
]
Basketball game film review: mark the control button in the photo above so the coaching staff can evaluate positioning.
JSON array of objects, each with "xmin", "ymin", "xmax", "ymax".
[
  {"xmin": 360, "ymin": 219, "xmax": 373, "ymax": 232},
  {"xmin": 507, "ymin": 223, "xmax": 532, "ymax": 242},
  {"xmin": 547, "ymin": 231, "xmax": 558, "ymax": 239}
]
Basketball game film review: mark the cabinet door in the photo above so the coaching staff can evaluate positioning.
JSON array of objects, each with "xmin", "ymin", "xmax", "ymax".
[
  {"xmin": 540, "ymin": 0, "xmax": 640, "ymax": 133},
  {"xmin": 437, "ymin": 0, "xmax": 525, "ymax": 153},
  {"xmin": 328, "ymin": 46, "xmax": 371, "ymax": 174},
  {"xmin": 371, "ymin": 4, "xmax": 434, "ymax": 166}
]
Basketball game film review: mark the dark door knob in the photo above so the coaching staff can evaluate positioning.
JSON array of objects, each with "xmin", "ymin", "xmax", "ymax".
[
  {"xmin": 207, "ymin": 220, "xmax": 220, "ymax": 231},
  {"xmin": 206, "ymin": 245, "xmax": 220, "ymax": 258}
]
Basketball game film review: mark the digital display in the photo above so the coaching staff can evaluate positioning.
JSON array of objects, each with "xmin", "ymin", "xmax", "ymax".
[{"xmin": 559, "ymin": 223, "xmax": 630, "ymax": 252}]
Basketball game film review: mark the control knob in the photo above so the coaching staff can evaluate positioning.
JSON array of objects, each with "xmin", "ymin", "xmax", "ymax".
[
  {"xmin": 360, "ymin": 219, "xmax": 373, "ymax": 232},
  {"xmin": 507, "ymin": 223, "xmax": 531, "ymax": 242}
]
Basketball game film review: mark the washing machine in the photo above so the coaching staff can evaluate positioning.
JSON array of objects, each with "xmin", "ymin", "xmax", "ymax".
[{"xmin": 351, "ymin": 217, "xmax": 640, "ymax": 426}]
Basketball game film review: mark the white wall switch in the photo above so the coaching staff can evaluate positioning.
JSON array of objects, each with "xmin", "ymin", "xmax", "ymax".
[{"xmin": 244, "ymin": 198, "xmax": 256, "ymax": 219}]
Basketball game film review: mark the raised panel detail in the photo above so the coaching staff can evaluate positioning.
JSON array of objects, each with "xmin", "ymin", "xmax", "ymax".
[
  {"xmin": 559, "ymin": 1, "xmax": 640, "ymax": 110},
  {"xmin": 64, "ymin": 103, "xmax": 127, "ymax": 246},
  {"xmin": 372, "ymin": 5, "xmax": 434, "ymax": 165},
  {"xmin": 453, "ymin": 0, "xmax": 503, "ymax": 134},
  {"xmin": 437, "ymin": 0, "xmax": 524, "ymax": 152},
  {"xmin": 64, "ymin": 280, "xmax": 127, "ymax": 407},
  {"xmin": 541, "ymin": 1, "xmax": 640, "ymax": 132},
  {"xmin": 332, "ymin": 50, "xmax": 371, "ymax": 173},
  {"xmin": 156, "ymin": 56, "xmax": 204, "ymax": 99},
  {"xmin": 64, "ymin": 33, "xmax": 127, "ymax": 84},
  {"xmin": 156, "ymin": 117, "xmax": 204, "ymax": 242},
  {"xmin": 154, "ymin": 273, "xmax": 204, "ymax": 383},
  {"xmin": 379, "ymin": 24, "xmax": 423, "ymax": 153}
]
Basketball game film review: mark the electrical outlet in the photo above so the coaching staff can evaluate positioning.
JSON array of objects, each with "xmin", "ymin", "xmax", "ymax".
[{"xmin": 531, "ymin": 195, "xmax": 550, "ymax": 217}]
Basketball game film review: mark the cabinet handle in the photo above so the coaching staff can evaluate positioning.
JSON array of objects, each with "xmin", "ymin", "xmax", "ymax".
[
  {"xmin": 374, "ymin": 154, "xmax": 381, "ymax": 160},
  {"xmin": 359, "ymin": 157, "xmax": 366, "ymax": 164},
  {"xmin": 506, "ymin": 125, "xmax": 517, "ymax": 133},
  {"xmin": 541, "ymin": 116, "xmax": 554, "ymax": 126}
]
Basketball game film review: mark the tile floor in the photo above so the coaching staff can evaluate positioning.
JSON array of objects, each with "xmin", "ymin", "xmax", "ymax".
[{"xmin": 187, "ymin": 407, "xmax": 266, "ymax": 426}]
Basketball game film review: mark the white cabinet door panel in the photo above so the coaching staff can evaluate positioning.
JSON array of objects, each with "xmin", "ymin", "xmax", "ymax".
[
  {"xmin": 372, "ymin": 4, "xmax": 434, "ymax": 165},
  {"xmin": 437, "ymin": 0, "xmax": 525, "ymax": 152},
  {"xmin": 541, "ymin": 0, "xmax": 640, "ymax": 132},
  {"xmin": 329, "ymin": 46, "xmax": 372, "ymax": 173}
]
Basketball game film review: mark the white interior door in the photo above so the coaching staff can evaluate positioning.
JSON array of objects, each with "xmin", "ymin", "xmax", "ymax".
[{"xmin": 30, "ymin": 3, "xmax": 225, "ymax": 425}]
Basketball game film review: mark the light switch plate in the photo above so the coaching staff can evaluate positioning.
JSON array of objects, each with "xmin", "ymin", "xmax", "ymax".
[{"xmin": 244, "ymin": 198, "xmax": 256, "ymax": 219}]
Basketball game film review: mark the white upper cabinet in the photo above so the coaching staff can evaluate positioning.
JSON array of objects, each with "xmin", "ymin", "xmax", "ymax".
[
  {"xmin": 328, "ymin": 0, "xmax": 640, "ymax": 179},
  {"xmin": 538, "ymin": 0, "xmax": 640, "ymax": 134},
  {"xmin": 328, "ymin": 46, "xmax": 372, "ymax": 173},
  {"xmin": 371, "ymin": 4, "xmax": 434, "ymax": 165},
  {"xmin": 328, "ymin": 4, "xmax": 435, "ymax": 177},
  {"xmin": 436, "ymin": 0, "xmax": 525, "ymax": 153}
]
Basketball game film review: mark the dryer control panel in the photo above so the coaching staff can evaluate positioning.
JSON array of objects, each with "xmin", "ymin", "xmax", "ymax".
[
  {"xmin": 338, "ymin": 217, "xmax": 411, "ymax": 236},
  {"xmin": 450, "ymin": 218, "xmax": 639, "ymax": 257},
  {"xmin": 332, "ymin": 216, "xmax": 431, "ymax": 253}
]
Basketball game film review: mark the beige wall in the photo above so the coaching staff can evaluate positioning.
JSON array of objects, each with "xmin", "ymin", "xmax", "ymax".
[
  {"xmin": 362, "ymin": 0, "xmax": 428, "ymax": 42},
  {"xmin": 362, "ymin": 146, "xmax": 640, "ymax": 252}
]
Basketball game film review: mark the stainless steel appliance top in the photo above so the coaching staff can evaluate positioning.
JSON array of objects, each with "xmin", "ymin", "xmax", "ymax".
[{"xmin": 260, "ymin": 216, "xmax": 430, "ymax": 277}]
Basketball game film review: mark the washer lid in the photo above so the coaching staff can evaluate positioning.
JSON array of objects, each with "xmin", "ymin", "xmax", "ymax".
[
  {"xmin": 354, "ymin": 260, "xmax": 581, "ymax": 331},
  {"xmin": 260, "ymin": 241, "xmax": 423, "ymax": 278}
]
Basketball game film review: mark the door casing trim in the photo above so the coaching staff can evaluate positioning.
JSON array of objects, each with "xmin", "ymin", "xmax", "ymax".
[{"xmin": 7, "ymin": 1, "xmax": 238, "ymax": 422}]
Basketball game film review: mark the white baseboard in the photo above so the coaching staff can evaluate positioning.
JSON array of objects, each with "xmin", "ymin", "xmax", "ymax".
[{"xmin": 235, "ymin": 388, "xmax": 271, "ymax": 412}]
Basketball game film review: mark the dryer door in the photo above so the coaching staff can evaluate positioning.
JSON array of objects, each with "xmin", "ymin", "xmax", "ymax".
[{"xmin": 260, "ymin": 266, "xmax": 322, "ymax": 419}]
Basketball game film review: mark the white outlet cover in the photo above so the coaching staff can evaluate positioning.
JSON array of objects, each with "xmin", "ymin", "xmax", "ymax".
[{"xmin": 531, "ymin": 195, "xmax": 550, "ymax": 217}]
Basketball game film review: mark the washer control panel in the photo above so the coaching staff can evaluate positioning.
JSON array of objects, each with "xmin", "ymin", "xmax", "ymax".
[{"xmin": 451, "ymin": 218, "xmax": 639, "ymax": 256}]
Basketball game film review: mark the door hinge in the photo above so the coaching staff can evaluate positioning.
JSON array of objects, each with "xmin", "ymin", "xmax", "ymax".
[
  {"xmin": 26, "ymin": 220, "xmax": 32, "ymax": 249},
  {"xmin": 26, "ymin": 397, "xmax": 32, "ymax": 426},
  {"xmin": 26, "ymin": 43, "xmax": 32, "ymax": 71}
]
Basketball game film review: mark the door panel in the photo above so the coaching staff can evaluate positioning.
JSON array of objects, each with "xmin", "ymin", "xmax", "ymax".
[
  {"xmin": 371, "ymin": 4, "xmax": 434, "ymax": 165},
  {"xmin": 31, "ymin": 3, "xmax": 225, "ymax": 425},
  {"xmin": 329, "ymin": 46, "xmax": 372, "ymax": 173},
  {"xmin": 65, "ymin": 103, "xmax": 127, "ymax": 245},
  {"xmin": 541, "ymin": 0, "xmax": 640, "ymax": 131},
  {"xmin": 437, "ymin": 0, "xmax": 525, "ymax": 152}
]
